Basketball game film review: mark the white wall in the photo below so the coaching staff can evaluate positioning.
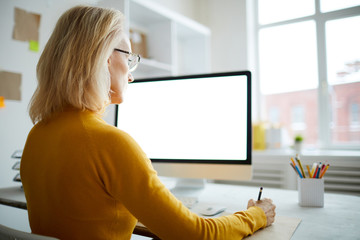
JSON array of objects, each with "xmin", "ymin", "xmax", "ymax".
[
  {"xmin": 198, "ymin": 0, "xmax": 249, "ymax": 73},
  {"xmin": 0, "ymin": 0, "xmax": 102, "ymax": 232},
  {"xmin": 0, "ymin": 0, "xmax": 102, "ymax": 189},
  {"xmin": 150, "ymin": 0, "xmax": 250, "ymax": 73}
]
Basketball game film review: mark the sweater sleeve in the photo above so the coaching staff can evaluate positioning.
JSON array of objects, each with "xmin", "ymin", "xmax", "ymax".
[{"xmin": 99, "ymin": 129, "xmax": 267, "ymax": 240}]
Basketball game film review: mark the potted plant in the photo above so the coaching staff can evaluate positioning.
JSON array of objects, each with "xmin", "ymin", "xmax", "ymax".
[{"xmin": 294, "ymin": 134, "xmax": 303, "ymax": 153}]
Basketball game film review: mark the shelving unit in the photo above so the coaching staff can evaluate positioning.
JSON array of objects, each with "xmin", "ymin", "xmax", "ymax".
[
  {"xmin": 100, "ymin": 0, "xmax": 211, "ymax": 79},
  {"xmin": 99, "ymin": 0, "xmax": 211, "ymax": 125}
]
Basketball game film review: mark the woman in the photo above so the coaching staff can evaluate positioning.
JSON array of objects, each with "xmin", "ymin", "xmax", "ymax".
[{"xmin": 20, "ymin": 5, "xmax": 275, "ymax": 240}]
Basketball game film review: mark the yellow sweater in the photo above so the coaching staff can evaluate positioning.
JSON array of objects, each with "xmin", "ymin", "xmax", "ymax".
[{"xmin": 20, "ymin": 108, "xmax": 266, "ymax": 240}]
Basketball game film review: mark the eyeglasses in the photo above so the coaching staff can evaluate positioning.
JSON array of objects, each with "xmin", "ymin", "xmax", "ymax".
[{"xmin": 114, "ymin": 48, "xmax": 140, "ymax": 72}]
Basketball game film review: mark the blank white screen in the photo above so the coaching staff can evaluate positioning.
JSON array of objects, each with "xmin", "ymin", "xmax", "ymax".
[{"xmin": 117, "ymin": 75, "xmax": 248, "ymax": 161}]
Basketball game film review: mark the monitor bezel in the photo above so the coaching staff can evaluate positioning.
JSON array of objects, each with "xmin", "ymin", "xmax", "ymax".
[{"xmin": 115, "ymin": 70, "xmax": 252, "ymax": 166}]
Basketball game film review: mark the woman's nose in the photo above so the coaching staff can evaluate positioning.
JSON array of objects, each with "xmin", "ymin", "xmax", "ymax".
[{"xmin": 128, "ymin": 73, "xmax": 134, "ymax": 83}]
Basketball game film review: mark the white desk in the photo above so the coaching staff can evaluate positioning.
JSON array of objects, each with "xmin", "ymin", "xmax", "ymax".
[
  {"xmin": 0, "ymin": 181, "xmax": 359, "ymax": 239},
  {"xmin": 189, "ymin": 183, "xmax": 360, "ymax": 240}
]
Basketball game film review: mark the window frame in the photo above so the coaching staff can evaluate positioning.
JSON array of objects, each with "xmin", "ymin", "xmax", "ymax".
[{"xmin": 253, "ymin": 0, "xmax": 360, "ymax": 150}]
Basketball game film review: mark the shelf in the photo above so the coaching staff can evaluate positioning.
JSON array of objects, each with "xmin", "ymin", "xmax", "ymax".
[
  {"xmin": 140, "ymin": 58, "xmax": 172, "ymax": 71},
  {"xmin": 124, "ymin": 0, "xmax": 210, "ymax": 78},
  {"xmin": 133, "ymin": 58, "xmax": 173, "ymax": 79},
  {"xmin": 129, "ymin": 0, "xmax": 171, "ymax": 27},
  {"xmin": 130, "ymin": 0, "xmax": 210, "ymax": 35}
]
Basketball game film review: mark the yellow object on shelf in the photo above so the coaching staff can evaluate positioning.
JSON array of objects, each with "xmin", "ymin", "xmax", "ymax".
[{"xmin": 253, "ymin": 123, "xmax": 266, "ymax": 150}]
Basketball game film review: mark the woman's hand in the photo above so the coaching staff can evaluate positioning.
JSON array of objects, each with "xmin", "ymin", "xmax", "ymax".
[{"xmin": 247, "ymin": 198, "xmax": 276, "ymax": 227}]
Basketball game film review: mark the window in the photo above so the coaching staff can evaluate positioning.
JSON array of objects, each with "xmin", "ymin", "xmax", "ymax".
[
  {"xmin": 321, "ymin": 0, "xmax": 360, "ymax": 13},
  {"xmin": 349, "ymin": 103, "xmax": 360, "ymax": 142},
  {"xmin": 255, "ymin": 0, "xmax": 360, "ymax": 149},
  {"xmin": 269, "ymin": 107, "xmax": 280, "ymax": 124},
  {"xmin": 291, "ymin": 105, "xmax": 306, "ymax": 132},
  {"xmin": 258, "ymin": 0, "xmax": 314, "ymax": 25},
  {"xmin": 350, "ymin": 103, "xmax": 359, "ymax": 125},
  {"xmin": 259, "ymin": 21, "xmax": 318, "ymax": 94}
]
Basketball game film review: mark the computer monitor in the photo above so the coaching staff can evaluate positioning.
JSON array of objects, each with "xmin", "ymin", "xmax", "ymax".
[{"xmin": 115, "ymin": 71, "xmax": 252, "ymax": 191}]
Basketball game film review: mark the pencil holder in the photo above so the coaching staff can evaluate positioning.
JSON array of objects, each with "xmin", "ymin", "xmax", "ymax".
[{"xmin": 297, "ymin": 178, "xmax": 324, "ymax": 207}]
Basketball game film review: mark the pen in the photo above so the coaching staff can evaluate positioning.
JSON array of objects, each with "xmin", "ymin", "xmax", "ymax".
[
  {"xmin": 290, "ymin": 157, "xmax": 296, "ymax": 167},
  {"xmin": 320, "ymin": 163, "xmax": 326, "ymax": 173},
  {"xmin": 290, "ymin": 162, "xmax": 302, "ymax": 178},
  {"xmin": 316, "ymin": 164, "xmax": 321, "ymax": 178},
  {"xmin": 306, "ymin": 165, "xmax": 312, "ymax": 178},
  {"xmin": 313, "ymin": 165, "xmax": 319, "ymax": 178},
  {"xmin": 310, "ymin": 163, "xmax": 317, "ymax": 176},
  {"xmin": 295, "ymin": 165, "xmax": 303, "ymax": 178},
  {"xmin": 319, "ymin": 164, "xmax": 330, "ymax": 178},
  {"xmin": 290, "ymin": 162, "xmax": 297, "ymax": 172},
  {"xmin": 257, "ymin": 187, "xmax": 263, "ymax": 201},
  {"xmin": 296, "ymin": 155, "xmax": 306, "ymax": 178}
]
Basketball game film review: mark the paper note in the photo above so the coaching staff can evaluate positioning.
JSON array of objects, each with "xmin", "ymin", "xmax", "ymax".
[
  {"xmin": 29, "ymin": 40, "xmax": 39, "ymax": 52},
  {"xmin": 0, "ymin": 71, "xmax": 22, "ymax": 100},
  {"xmin": 0, "ymin": 96, "xmax": 5, "ymax": 108},
  {"xmin": 244, "ymin": 216, "xmax": 301, "ymax": 240},
  {"xmin": 13, "ymin": 7, "xmax": 41, "ymax": 42},
  {"xmin": 130, "ymin": 28, "xmax": 148, "ymax": 58},
  {"xmin": 137, "ymin": 215, "xmax": 301, "ymax": 240}
]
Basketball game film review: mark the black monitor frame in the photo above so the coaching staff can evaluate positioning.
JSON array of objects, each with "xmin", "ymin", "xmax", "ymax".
[{"xmin": 115, "ymin": 70, "xmax": 252, "ymax": 166}]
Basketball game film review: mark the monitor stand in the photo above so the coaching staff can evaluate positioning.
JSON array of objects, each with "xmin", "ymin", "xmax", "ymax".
[{"xmin": 170, "ymin": 178, "xmax": 206, "ymax": 197}]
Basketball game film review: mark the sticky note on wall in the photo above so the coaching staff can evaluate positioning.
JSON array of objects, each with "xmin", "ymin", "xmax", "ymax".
[
  {"xmin": 12, "ymin": 7, "xmax": 41, "ymax": 42},
  {"xmin": 0, "ymin": 71, "xmax": 22, "ymax": 101},
  {"xmin": 29, "ymin": 40, "xmax": 39, "ymax": 52},
  {"xmin": 0, "ymin": 96, "xmax": 5, "ymax": 108}
]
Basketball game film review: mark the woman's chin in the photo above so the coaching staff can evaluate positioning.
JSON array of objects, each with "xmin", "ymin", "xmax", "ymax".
[{"xmin": 110, "ymin": 96, "xmax": 123, "ymax": 104}]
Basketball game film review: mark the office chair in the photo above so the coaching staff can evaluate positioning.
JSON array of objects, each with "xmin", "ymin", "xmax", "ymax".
[{"xmin": 0, "ymin": 224, "xmax": 59, "ymax": 240}]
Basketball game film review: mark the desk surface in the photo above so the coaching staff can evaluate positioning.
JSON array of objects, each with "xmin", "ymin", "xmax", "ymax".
[{"xmin": 1, "ymin": 181, "xmax": 359, "ymax": 240}]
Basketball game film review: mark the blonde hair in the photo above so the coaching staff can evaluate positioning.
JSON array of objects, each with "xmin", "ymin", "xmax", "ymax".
[{"xmin": 29, "ymin": 5, "xmax": 124, "ymax": 123}]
